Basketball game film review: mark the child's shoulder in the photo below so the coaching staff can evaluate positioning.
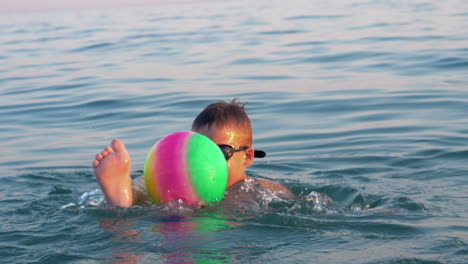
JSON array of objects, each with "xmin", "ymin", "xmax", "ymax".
[{"xmin": 254, "ymin": 178, "xmax": 295, "ymax": 198}]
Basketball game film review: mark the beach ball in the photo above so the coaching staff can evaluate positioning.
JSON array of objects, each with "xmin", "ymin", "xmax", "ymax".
[{"xmin": 144, "ymin": 131, "xmax": 228, "ymax": 206}]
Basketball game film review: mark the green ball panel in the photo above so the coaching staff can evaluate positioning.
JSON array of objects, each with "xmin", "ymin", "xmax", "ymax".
[{"xmin": 187, "ymin": 133, "xmax": 228, "ymax": 203}]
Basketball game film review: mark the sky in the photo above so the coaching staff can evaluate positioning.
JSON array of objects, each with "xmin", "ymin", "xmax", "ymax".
[{"xmin": 0, "ymin": 0, "xmax": 199, "ymax": 13}]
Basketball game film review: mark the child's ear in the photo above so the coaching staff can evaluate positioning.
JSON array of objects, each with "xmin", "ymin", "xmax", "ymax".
[{"xmin": 244, "ymin": 147, "xmax": 255, "ymax": 167}]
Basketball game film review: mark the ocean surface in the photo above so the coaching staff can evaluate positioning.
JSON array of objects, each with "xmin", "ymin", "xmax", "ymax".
[{"xmin": 1, "ymin": 0, "xmax": 468, "ymax": 263}]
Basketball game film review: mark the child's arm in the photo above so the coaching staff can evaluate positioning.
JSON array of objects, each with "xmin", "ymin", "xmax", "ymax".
[{"xmin": 131, "ymin": 176, "xmax": 153, "ymax": 205}]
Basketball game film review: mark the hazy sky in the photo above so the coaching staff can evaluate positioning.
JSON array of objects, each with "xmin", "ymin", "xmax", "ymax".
[{"xmin": 1, "ymin": 0, "xmax": 197, "ymax": 13}]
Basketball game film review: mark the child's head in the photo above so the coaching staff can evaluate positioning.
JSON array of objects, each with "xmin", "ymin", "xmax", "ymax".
[{"xmin": 191, "ymin": 99, "xmax": 256, "ymax": 188}]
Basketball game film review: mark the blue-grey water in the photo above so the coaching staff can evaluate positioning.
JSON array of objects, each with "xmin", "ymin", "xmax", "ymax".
[{"xmin": 1, "ymin": 0, "xmax": 468, "ymax": 263}]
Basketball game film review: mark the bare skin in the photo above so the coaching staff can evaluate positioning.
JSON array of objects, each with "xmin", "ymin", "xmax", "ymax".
[
  {"xmin": 92, "ymin": 139, "xmax": 133, "ymax": 207},
  {"xmin": 194, "ymin": 125, "xmax": 293, "ymax": 198},
  {"xmin": 193, "ymin": 125, "xmax": 254, "ymax": 188},
  {"xmin": 93, "ymin": 127, "xmax": 293, "ymax": 207}
]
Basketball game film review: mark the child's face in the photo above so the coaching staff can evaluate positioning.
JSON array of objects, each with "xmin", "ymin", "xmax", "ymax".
[{"xmin": 193, "ymin": 125, "xmax": 254, "ymax": 188}]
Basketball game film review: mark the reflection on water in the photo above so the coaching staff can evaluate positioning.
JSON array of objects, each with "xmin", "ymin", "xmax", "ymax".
[
  {"xmin": 1, "ymin": 0, "xmax": 468, "ymax": 263},
  {"xmin": 78, "ymin": 179, "xmax": 360, "ymax": 263}
]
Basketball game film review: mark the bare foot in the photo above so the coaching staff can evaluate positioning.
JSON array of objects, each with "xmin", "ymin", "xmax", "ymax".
[{"xmin": 93, "ymin": 139, "xmax": 133, "ymax": 207}]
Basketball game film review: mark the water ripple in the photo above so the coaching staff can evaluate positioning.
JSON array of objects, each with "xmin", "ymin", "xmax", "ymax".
[
  {"xmin": 258, "ymin": 29, "xmax": 307, "ymax": 35},
  {"xmin": 294, "ymin": 51, "xmax": 391, "ymax": 64},
  {"xmin": 71, "ymin": 42, "xmax": 116, "ymax": 52},
  {"xmin": 284, "ymin": 15, "xmax": 346, "ymax": 20},
  {"xmin": 1, "ymin": 1, "xmax": 468, "ymax": 263}
]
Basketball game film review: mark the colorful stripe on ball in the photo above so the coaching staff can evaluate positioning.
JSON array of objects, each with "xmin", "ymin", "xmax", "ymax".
[{"xmin": 144, "ymin": 131, "xmax": 199, "ymax": 205}]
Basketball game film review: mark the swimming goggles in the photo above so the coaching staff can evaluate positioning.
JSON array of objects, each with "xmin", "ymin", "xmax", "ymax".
[{"xmin": 218, "ymin": 144, "xmax": 266, "ymax": 160}]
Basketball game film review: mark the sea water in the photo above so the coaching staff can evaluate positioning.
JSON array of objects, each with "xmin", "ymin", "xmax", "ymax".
[{"xmin": 1, "ymin": 0, "xmax": 468, "ymax": 263}]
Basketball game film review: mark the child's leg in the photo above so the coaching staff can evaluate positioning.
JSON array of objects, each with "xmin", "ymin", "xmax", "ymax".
[{"xmin": 93, "ymin": 139, "xmax": 133, "ymax": 207}]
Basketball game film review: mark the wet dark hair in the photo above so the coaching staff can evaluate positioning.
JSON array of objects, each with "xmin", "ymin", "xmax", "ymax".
[
  {"xmin": 192, "ymin": 99, "xmax": 267, "ymax": 158},
  {"xmin": 191, "ymin": 98, "xmax": 252, "ymax": 132}
]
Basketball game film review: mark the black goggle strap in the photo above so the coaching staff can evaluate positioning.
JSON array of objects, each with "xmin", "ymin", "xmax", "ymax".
[
  {"xmin": 254, "ymin": 150, "xmax": 266, "ymax": 158},
  {"xmin": 218, "ymin": 145, "xmax": 248, "ymax": 160},
  {"xmin": 218, "ymin": 145, "xmax": 266, "ymax": 160}
]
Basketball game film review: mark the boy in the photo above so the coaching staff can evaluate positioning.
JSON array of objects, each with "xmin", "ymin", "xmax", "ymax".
[{"xmin": 92, "ymin": 99, "xmax": 293, "ymax": 207}]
